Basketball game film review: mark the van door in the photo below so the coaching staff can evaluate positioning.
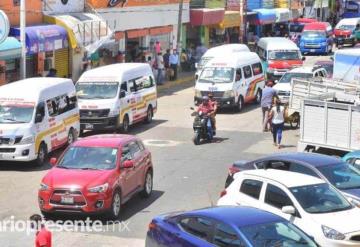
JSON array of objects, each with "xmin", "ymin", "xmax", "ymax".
[
  {"xmin": 34, "ymin": 102, "xmax": 49, "ymax": 154},
  {"xmin": 242, "ymin": 65, "xmax": 254, "ymax": 103},
  {"xmin": 129, "ymin": 77, "xmax": 145, "ymax": 123},
  {"xmin": 119, "ymin": 81, "xmax": 133, "ymax": 126},
  {"xmin": 234, "ymin": 68, "xmax": 244, "ymax": 102}
]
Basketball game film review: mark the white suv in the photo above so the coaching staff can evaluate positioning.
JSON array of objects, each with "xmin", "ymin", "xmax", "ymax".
[
  {"xmin": 273, "ymin": 66, "xmax": 328, "ymax": 103},
  {"xmin": 218, "ymin": 169, "xmax": 360, "ymax": 247}
]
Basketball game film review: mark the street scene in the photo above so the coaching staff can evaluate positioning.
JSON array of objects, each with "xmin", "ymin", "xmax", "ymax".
[{"xmin": 1, "ymin": 0, "xmax": 360, "ymax": 247}]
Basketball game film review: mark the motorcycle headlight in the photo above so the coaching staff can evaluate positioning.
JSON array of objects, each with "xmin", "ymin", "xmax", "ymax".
[
  {"xmin": 195, "ymin": 89, "xmax": 202, "ymax": 98},
  {"xmin": 88, "ymin": 183, "xmax": 109, "ymax": 193},
  {"xmin": 223, "ymin": 90, "xmax": 235, "ymax": 98},
  {"xmin": 39, "ymin": 183, "xmax": 49, "ymax": 191},
  {"xmin": 321, "ymin": 225, "xmax": 346, "ymax": 240},
  {"xmin": 19, "ymin": 135, "xmax": 35, "ymax": 145}
]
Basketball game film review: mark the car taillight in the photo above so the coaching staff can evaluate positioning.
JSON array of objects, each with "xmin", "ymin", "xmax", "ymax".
[
  {"xmin": 220, "ymin": 190, "xmax": 227, "ymax": 198},
  {"xmin": 228, "ymin": 166, "xmax": 240, "ymax": 175},
  {"xmin": 148, "ymin": 222, "xmax": 157, "ymax": 230}
]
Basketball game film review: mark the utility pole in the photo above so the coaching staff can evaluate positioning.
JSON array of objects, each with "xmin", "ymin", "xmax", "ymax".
[
  {"xmin": 239, "ymin": 0, "xmax": 244, "ymax": 43},
  {"xmin": 319, "ymin": 0, "xmax": 323, "ymax": 21},
  {"xmin": 20, "ymin": 0, "xmax": 26, "ymax": 79},
  {"xmin": 176, "ymin": 0, "xmax": 184, "ymax": 51}
]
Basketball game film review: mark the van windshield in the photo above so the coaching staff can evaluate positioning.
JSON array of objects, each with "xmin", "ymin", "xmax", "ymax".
[
  {"xmin": 199, "ymin": 67, "xmax": 234, "ymax": 83},
  {"xmin": 198, "ymin": 57, "xmax": 213, "ymax": 68},
  {"xmin": 337, "ymin": 25, "xmax": 355, "ymax": 30},
  {"xmin": 76, "ymin": 82, "xmax": 119, "ymax": 99},
  {"xmin": 302, "ymin": 30, "xmax": 326, "ymax": 38},
  {"xmin": 289, "ymin": 24, "xmax": 304, "ymax": 33},
  {"xmin": 0, "ymin": 103, "xmax": 34, "ymax": 123},
  {"xmin": 268, "ymin": 50, "xmax": 300, "ymax": 60}
]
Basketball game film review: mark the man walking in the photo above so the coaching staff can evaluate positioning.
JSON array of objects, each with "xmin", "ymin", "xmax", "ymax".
[
  {"xmin": 260, "ymin": 80, "xmax": 278, "ymax": 132},
  {"xmin": 30, "ymin": 214, "xmax": 52, "ymax": 247},
  {"xmin": 163, "ymin": 49, "xmax": 170, "ymax": 80},
  {"xmin": 156, "ymin": 52, "xmax": 165, "ymax": 85},
  {"xmin": 169, "ymin": 49, "xmax": 179, "ymax": 81}
]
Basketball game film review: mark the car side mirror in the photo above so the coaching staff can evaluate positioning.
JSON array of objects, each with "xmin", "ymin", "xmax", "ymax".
[
  {"xmin": 302, "ymin": 56, "xmax": 306, "ymax": 61},
  {"xmin": 50, "ymin": 157, "xmax": 57, "ymax": 166},
  {"xmin": 123, "ymin": 160, "xmax": 134, "ymax": 168},
  {"xmin": 35, "ymin": 113, "xmax": 44, "ymax": 123},
  {"xmin": 282, "ymin": 206, "xmax": 296, "ymax": 215},
  {"xmin": 119, "ymin": 90, "xmax": 126, "ymax": 98}
]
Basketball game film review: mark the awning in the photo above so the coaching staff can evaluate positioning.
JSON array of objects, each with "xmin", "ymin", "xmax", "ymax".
[
  {"xmin": 149, "ymin": 26, "xmax": 173, "ymax": 36},
  {"xmin": 10, "ymin": 25, "xmax": 68, "ymax": 55},
  {"xmin": 217, "ymin": 11, "xmax": 240, "ymax": 29},
  {"xmin": 44, "ymin": 13, "xmax": 113, "ymax": 54},
  {"xmin": 275, "ymin": 8, "xmax": 290, "ymax": 23},
  {"xmin": 190, "ymin": 8, "xmax": 225, "ymax": 26},
  {"xmin": 127, "ymin": 29, "xmax": 149, "ymax": 39},
  {"xmin": 248, "ymin": 9, "xmax": 276, "ymax": 25},
  {"xmin": 0, "ymin": 37, "xmax": 22, "ymax": 60}
]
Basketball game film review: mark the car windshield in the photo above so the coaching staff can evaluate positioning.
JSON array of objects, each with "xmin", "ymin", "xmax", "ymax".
[
  {"xmin": 317, "ymin": 163, "xmax": 360, "ymax": 190},
  {"xmin": 0, "ymin": 103, "xmax": 34, "ymax": 123},
  {"xmin": 268, "ymin": 50, "xmax": 300, "ymax": 60},
  {"xmin": 76, "ymin": 82, "xmax": 118, "ymax": 99},
  {"xmin": 241, "ymin": 221, "xmax": 317, "ymax": 247},
  {"xmin": 302, "ymin": 30, "xmax": 326, "ymax": 38},
  {"xmin": 57, "ymin": 146, "xmax": 118, "ymax": 170},
  {"xmin": 278, "ymin": 72, "xmax": 313, "ymax": 83},
  {"xmin": 199, "ymin": 67, "xmax": 234, "ymax": 83},
  {"xmin": 289, "ymin": 24, "xmax": 304, "ymax": 33},
  {"xmin": 290, "ymin": 183, "xmax": 352, "ymax": 214},
  {"xmin": 337, "ymin": 25, "xmax": 355, "ymax": 30}
]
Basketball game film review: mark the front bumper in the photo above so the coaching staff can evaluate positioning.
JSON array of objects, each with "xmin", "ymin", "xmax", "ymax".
[
  {"xmin": 300, "ymin": 46, "xmax": 327, "ymax": 54},
  {"xmin": 335, "ymin": 37, "xmax": 355, "ymax": 45},
  {"xmin": 0, "ymin": 143, "xmax": 37, "ymax": 162},
  {"xmin": 80, "ymin": 116, "xmax": 119, "ymax": 131},
  {"xmin": 194, "ymin": 96, "xmax": 236, "ymax": 108}
]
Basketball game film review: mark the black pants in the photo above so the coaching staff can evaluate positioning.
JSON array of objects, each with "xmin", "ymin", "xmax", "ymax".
[
  {"xmin": 170, "ymin": 64, "xmax": 178, "ymax": 80},
  {"xmin": 272, "ymin": 122, "xmax": 284, "ymax": 144}
]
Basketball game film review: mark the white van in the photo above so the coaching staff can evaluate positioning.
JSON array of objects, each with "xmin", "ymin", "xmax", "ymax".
[
  {"xmin": 76, "ymin": 63, "xmax": 157, "ymax": 133},
  {"xmin": 195, "ymin": 44, "xmax": 250, "ymax": 79},
  {"xmin": 0, "ymin": 78, "xmax": 80, "ymax": 165},
  {"xmin": 195, "ymin": 52, "xmax": 265, "ymax": 112}
]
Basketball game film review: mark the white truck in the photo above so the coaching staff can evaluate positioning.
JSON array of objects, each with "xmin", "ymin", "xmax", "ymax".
[{"xmin": 333, "ymin": 48, "xmax": 360, "ymax": 84}]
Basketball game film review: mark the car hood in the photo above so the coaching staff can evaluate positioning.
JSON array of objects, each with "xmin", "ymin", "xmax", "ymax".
[
  {"xmin": 334, "ymin": 29, "xmax": 352, "ymax": 36},
  {"xmin": 0, "ymin": 123, "xmax": 32, "ymax": 136},
  {"xmin": 342, "ymin": 188, "xmax": 360, "ymax": 200},
  {"xmin": 274, "ymin": 82, "xmax": 291, "ymax": 91},
  {"xmin": 310, "ymin": 207, "xmax": 360, "ymax": 234},
  {"xmin": 78, "ymin": 98, "xmax": 118, "ymax": 111},
  {"xmin": 269, "ymin": 60, "xmax": 303, "ymax": 69},
  {"xmin": 43, "ymin": 167, "xmax": 113, "ymax": 190}
]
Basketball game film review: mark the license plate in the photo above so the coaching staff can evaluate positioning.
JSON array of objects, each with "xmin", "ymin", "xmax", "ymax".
[
  {"xmin": 61, "ymin": 196, "xmax": 74, "ymax": 204},
  {"xmin": 85, "ymin": 124, "xmax": 93, "ymax": 129},
  {"xmin": 310, "ymin": 49, "xmax": 315, "ymax": 52}
]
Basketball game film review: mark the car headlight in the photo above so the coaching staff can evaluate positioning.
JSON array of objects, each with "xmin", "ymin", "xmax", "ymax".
[
  {"xmin": 39, "ymin": 183, "xmax": 49, "ymax": 191},
  {"xmin": 19, "ymin": 135, "xmax": 35, "ymax": 145},
  {"xmin": 322, "ymin": 225, "xmax": 346, "ymax": 240},
  {"xmin": 88, "ymin": 183, "xmax": 109, "ymax": 193},
  {"xmin": 223, "ymin": 90, "xmax": 235, "ymax": 98},
  {"xmin": 108, "ymin": 109, "xmax": 119, "ymax": 117},
  {"xmin": 195, "ymin": 89, "xmax": 202, "ymax": 98}
]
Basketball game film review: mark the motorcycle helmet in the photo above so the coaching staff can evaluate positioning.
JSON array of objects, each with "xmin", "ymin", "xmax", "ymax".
[{"xmin": 202, "ymin": 96, "xmax": 209, "ymax": 103}]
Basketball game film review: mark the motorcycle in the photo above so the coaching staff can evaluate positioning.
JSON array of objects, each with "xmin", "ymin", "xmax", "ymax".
[{"xmin": 190, "ymin": 107, "xmax": 214, "ymax": 145}]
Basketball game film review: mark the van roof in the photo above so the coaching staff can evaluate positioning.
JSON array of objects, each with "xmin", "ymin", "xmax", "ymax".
[
  {"xmin": 206, "ymin": 52, "xmax": 260, "ymax": 68},
  {"xmin": 78, "ymin": 63, "xmax": 152, "ymax": 82},
  {"xmin": 336, "ymin": 18, "xmax": 360, "ymax": 27},
  {"xmin": 203, "ymin": 44, "xmax": 250, "ymax": 57},
  {"xmin": 303, "ymin": 22, "xmax": 330, "ymax": 31},
  {"xmin": 0, "ymin": 77, "xmax": 73, "ymax": 101},
  {"xmin": 258, "ymin": 37, "xmax": 298, "ymax": 50}
]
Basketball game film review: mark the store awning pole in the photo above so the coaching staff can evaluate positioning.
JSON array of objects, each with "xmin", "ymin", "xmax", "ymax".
[{"xmin": 20, "ymin": 0, "xmax": 26, "ymax": 79}]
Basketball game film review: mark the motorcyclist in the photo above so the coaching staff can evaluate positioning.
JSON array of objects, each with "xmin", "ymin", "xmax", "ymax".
[
  {"xmin": 197, "ymin": 96, "xmax": 215, "ymax": 140},
  {"xmin": 208, "ymin": 93, "xmax": 217, "ymax": 135}
]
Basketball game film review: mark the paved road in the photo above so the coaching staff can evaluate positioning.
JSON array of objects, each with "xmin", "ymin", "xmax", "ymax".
[{"xmin": 0, "ymin": 54, "xmax": 331, "ymax": 247}]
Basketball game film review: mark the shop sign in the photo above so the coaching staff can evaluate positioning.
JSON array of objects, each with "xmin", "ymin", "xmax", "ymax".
[
  {"xmin": 88, "ymin": 0, "xmax": 189, "ymax": 8},
  {"xmin": 226, "ymin": 0, "xmax": 240, "ymax": 10},
  {"xmin": 42, "ymin": 0, "xmax": 84, "ymax": 14},
  {"xmin": 0, "ymin": 10, "xmax": 10, "ymax": 44}
]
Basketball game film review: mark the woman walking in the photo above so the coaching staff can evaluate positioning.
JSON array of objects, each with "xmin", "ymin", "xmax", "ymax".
[{"xmin": 270, "ymin": 99, "xmax": 285, "ymax": 149}]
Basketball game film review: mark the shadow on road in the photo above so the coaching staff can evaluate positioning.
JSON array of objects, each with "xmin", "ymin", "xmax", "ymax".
[
  {"xmin": 217, "ymin": 103, "xmax": 260, "ymax": 115},
  {"xmin": 158, "ymin": 80, "xmax": 194, "ymax": 98}
]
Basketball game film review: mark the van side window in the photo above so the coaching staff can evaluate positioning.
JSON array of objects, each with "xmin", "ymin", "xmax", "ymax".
[
  {"xmin": 46, "ymin": 93, "xmax": 74, "ymax": 117},
  {"xmin": 121, "ymin": 82, "xmax": 127, "ymax": 92},
  {"xmin": 243, "ymin": 65, "xmax": 253, "ymax": 79},
  {"xmin": 129, "ymin": 77, "xmax": 145, "ymax": 92},
  {"xmin": 252, "ymin": 63, "xmax": 263, "ymax": 76},
  {"xmin": 142, "ymin": 76, "xmax": 154, "ymax": 89},
  {"xmin": 36, "ymin": 102, "xmax": 45, "ymax": 117},
  {"xmin": 235, "ymin": 69, "xmax": 242, "ymax": 81}
]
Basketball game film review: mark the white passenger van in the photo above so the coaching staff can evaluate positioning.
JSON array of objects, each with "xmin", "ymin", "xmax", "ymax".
[
  {"xmin": 195, "ymin": 44, "xmax": 250, "ymax": 79},
  {"xmin": 195, "ymin": 52, "xmax": 265, "ymax": 112},
  {"xmin": 0, "ymin": 78, "xmax": 79, "ymax": 165},
  {"xmin": 76, "ymin": 63, "xmax": 157, "ymax": 133}
]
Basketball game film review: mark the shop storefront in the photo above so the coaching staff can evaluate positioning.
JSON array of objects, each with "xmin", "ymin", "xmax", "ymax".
[
  {"xmin": 274, "ymin": 8, "xmax": 290, "ymax": 36},
  {"xmin": 248, "ymin": 9, "xmax": 276, "ymax": 37},
  {"xmin": 216, "ymin": 11, "xmax": 240, "ymax": 44},
  {"xmin": 0, "ymin": 37, "xmax": 21, "ymax": 85},
  {"xmin": 9, "ymin": 25, "xmax": 68, "ymax": 78}
]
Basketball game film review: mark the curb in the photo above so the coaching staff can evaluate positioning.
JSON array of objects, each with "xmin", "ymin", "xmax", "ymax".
[{"xmin": 157, "ymin": 75, "xmax": 195, "ymax": 91}]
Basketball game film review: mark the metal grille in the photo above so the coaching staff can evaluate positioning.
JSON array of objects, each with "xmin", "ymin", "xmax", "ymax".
[
  {"xmin": 80, "ymin": 109, "xmax": 110, "ymax": 118},
  {"xmin": 201, "ymin": 91, "xmax": 224, "ymax": 98},
  {"xmin": 305, "ymin": 43, "xmax": 321, "ymax": 48},
  {"xmin": 0, "ymin": 136, "xmax": 22, "ymax": 145},
  {"xmin": 50, "ymin": 189, "xmax": 86, "ymax": 207},
  {"xmin": 0, "ymin": 148, "xmax": 16, "ymax": 153}
]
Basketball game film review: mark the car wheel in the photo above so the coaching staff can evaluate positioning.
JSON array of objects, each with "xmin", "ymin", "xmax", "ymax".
[
  {"xmin": 145, "ymin": 106, "xmax": 153, "ymax": 124},
  {"xmin": 67, "ymin": 128, "xmax": 76, "ymax": 145},
  {"xmin": 122, "ymin": 115, "xmax": 130, "ymax": 133},
  {"xmin": 235, "ymin": 96, "xmax": 244, "ymax": 112},
  {"xmin": 108, "ymin": 190, "xmax": 121, "ymax": 219},
  {"xmin": 36, "ymin": 143, "xmax": 47, "ymax": 166},
  {"xmin": 255, "ymin": 89, "xmax": 262, "ymax": 104},
  {"xmin": 140, "ymin": 171, "xmax": 153, "ymax": 198}
]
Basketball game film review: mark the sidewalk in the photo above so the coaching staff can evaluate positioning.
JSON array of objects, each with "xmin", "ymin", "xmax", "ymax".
[{"xmin": 157, "ymin": 70, "xmax": 195, "ymax": 92}]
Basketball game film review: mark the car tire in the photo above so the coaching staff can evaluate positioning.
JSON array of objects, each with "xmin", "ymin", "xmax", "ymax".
[
  {"xmin": 107, "ymin": 190, "xmax": 121, "ymax": 219},
  {"xmin": 193, "ymin": 131, "xmax": 201, "ymax": 145},
  {"xmin": 67, "ymin": 128, "xmax": 77, "ymax": 145},
  {"xmin": 122, "ymin": 115, "xmax": 130, "ymax": 133},
  {"xmin": 145, "ymin": 106, "xmax": 153, "ymax": 124},
  {"xmin": 36, "ymin": 142, "xmax": 47, "ymax": 166},
  {"xmin": 235, "ymin": 96, "xmax": 244, "ymax": 112},
  {"xmin": 140, "ymin": 170, "xmax": 153, "ymax": 198}
]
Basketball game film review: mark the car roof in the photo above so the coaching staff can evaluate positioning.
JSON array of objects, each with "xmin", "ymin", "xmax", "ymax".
[
  {"xmin": 73, "ymin": 134, "xmax": 137, "ymax": 148},
  {"xmin": 206, "ymin": 52, "xmax": 260, "ymax": 67},
  {"xmin": 204, "ymin": 44, "xmax": 250, "ymax": 57},
  {"xmin": 239, "ymin": 169, "xmax": 325, "ymax": 187},
  {"xmin": 262, "ymin": 152, "xmax": 342, "ymax": 167},
  {"xmin": 336, "ymin": 17, "xmax": 360, "ymax": 27},
  {"xmin": 185, "ymin": 206, "xmax": 285, "ymax": 228},
  {"xmin": 258, "ymin": 37, "xmax": 298, "ymax": 50}
]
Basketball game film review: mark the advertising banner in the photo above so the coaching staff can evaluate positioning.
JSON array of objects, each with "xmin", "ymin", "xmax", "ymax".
[{"xmin": 43, "ymin": 0, "xmax": 84, "ymax": 14}]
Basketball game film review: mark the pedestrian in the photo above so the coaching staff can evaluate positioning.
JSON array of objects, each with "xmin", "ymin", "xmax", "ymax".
[
  {"xmin": 163, "ymin": 49, "xmax": 170, "ymax": 80},
  {"xmin": 269, "ymin": 99, "xmax": 285, "ymax": 149},
  {"xmin": 30, "ymin": 214, "xmax": 52, "ymax": 247},
  {"xmin": 154, "ymin": 41, "xmax": 161, "ymax": 54},
  {"xmin": 156, "ymin": 52, "xmax": 165, "ymax": 85},
  {"xmin": 169, "ymin": 49, "xmax": 179, "ymax": 81},
  {"xmin": 180, "ymin": 49, "xmax": 188, "ymax": 72},
  {"xmin": 260, "ymin": 80, "xmax": 278, "ymax": 132}
]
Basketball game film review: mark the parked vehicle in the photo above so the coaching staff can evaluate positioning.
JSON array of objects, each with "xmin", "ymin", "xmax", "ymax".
[
  {"xmin": 194, "ymin": 52, "xmax": 265, "ymax": 112},
  {"xmin": 0, "ymin": 77, "xmax": 79, "ymax": 165},
  {"xmin": 76, "ymin": 63, "xmax": 157, "ymax": 133},
  {"xmin": 343, "ymin": 150, "xmax": 360, "ymax": 170},
  {"xmin": 145, "ymin": 206, "xmax": 318, "ymax": 247},
  {"xmin": 314, "ymin": 60, "xmax": 334, "ymax": 78},
  {"xmin": 334, "ymin": 18, "xmax": 360, "ymax": 47},
  {"xmin": 191, "ymin": 109, "xmax": 213, "ymax": 145},
  {"xmin": 289, "ymin": 18, "xmax": 317, "ymax": 43},
  {"xmin": 224, "ymin": 152, "xmax": 360, "ymax": 204},
  {"xmin": 195, "ymin": 44, "xmax": 250, "ymax": 79},
  {"xmin": 256, "ymin": 37, "xmax": 304, "ymax": 81},
  {"xmin": 273, "ymin": 66, "xmax": 328, "ymax": 103},
  {"xmin": 38, "ymin": 134, "xmax": 153, "ymax": 219},
  {"xmin": 333, "ymin": 49, "xmax": 360, "ymax": 84},
  {"xmin": 219, "ymin": 169, "xmax": 360, "ymax": 246},
  {"xmin": 299, "ymin": 22, "xmax": 333, "ymax": 55}
]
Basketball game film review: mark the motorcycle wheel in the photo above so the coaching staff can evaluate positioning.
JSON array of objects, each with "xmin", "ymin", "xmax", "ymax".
[{"xmin": 193, "ymin": 131, "xmax": 201, "ymax": 145}]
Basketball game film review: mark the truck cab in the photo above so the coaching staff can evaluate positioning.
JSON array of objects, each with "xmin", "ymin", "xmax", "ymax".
[{"xmin": 299, "ymin": 22, "xmax": 333, "ymax": 55}]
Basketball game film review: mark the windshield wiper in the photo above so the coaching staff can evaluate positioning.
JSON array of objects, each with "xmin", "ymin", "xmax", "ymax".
[
  {"xmin": 56, "ymin": 165, "xmax": 70, "ymax": 169},
  {"xmin": 79, "ymin": 167, "xmax": 98, "ymax": 170}
]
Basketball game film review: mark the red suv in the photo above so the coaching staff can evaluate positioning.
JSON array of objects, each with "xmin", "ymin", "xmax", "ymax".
[{"xmin": 38, "ymin": 134, "xmax": 153, "ymax": 219}]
